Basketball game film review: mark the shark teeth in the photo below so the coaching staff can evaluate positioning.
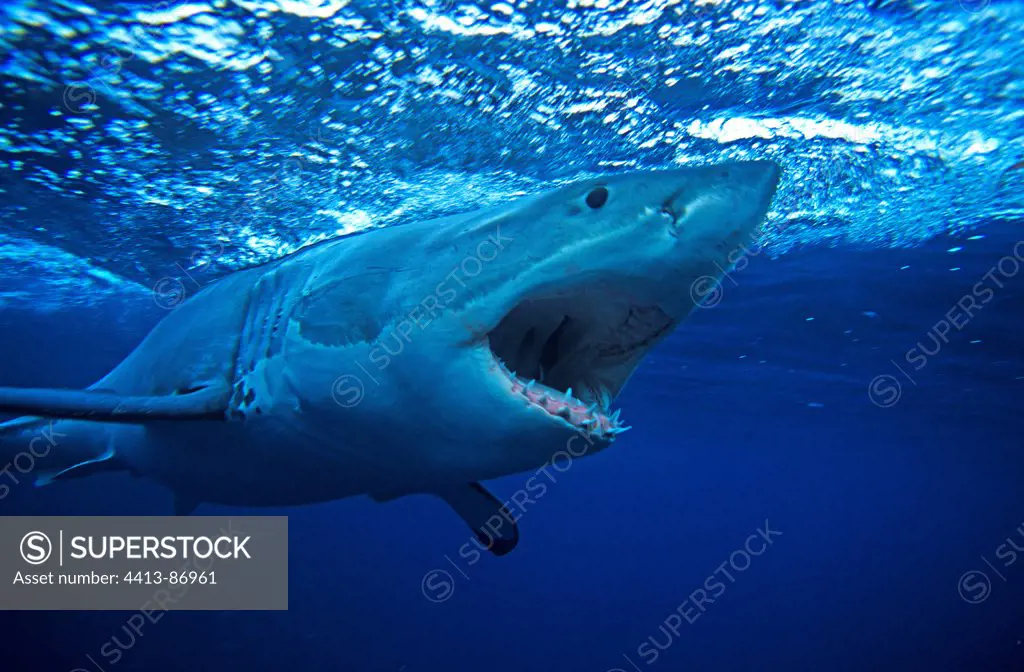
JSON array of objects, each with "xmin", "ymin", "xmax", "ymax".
[{"xmin": 496, "ymin": 356, "xmax": 628, "ymax": 438}]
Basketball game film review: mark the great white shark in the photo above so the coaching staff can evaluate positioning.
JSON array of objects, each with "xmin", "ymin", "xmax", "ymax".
[{"xmin": 0, "ymin": 161, "xmax": 780, "ymax": 555}]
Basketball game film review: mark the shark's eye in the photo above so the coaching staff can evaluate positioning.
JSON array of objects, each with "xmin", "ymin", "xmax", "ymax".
[{"xmin": 585, "ymin": 186, "xmax": 609, "ymax": 209}]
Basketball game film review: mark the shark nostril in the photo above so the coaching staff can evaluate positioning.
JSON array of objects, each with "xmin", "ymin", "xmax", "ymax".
[
  {"xmin": 660, "ymin": 187, "xmax": 686, "ymax": 228},
  {"xmin": 660, "ymin": 202, "xmax": 684, "ymax": 228}
]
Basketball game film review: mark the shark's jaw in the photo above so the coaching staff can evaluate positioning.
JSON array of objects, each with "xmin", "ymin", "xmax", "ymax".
[
  {"xmin": 451, "ymin": 160, "xmax": 780, "ymax": 444},
  {"xmin": 484, "ymin": 284, "xmax": 674, "ymax": 440}
]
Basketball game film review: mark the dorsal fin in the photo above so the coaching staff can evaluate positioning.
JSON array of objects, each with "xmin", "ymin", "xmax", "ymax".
[{"xmin": 0, "ymin": 384, "xmax": 230, "ymax": 423}]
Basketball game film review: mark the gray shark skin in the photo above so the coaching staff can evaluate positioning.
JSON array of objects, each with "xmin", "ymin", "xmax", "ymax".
[{"xmin": 0, "ymin": 161, "xmax": 780, "ymax": 554}]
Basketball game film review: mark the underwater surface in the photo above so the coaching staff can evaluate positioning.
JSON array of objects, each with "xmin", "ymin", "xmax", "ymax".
[{"xmin": 1, "ymin": 0, "xmax": 1023, "ymax": 670}]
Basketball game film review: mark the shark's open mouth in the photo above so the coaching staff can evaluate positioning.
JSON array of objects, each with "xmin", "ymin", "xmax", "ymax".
[{"xmin": 486, "ymin": 286, "xmax": 675, "ymax": 439}]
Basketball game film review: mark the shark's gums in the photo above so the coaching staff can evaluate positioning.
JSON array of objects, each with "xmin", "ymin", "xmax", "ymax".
[{"xmin": 0, "ymin": 162, "xmax": 781, "ymax": 555}]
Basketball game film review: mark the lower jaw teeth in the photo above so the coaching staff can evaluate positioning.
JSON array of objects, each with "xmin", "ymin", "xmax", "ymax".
[{"xmin": 503, "ymin": 363, "xmax": 626, "ymax": 434}]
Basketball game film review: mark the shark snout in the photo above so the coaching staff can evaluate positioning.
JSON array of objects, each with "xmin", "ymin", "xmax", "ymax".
[
  {"xmin": 740, "ymin": 159, "xmax": 781, "ymax": 186},
  {"xmin": 705, "ymin": 159, "xmax": 781, "ymax": 215},
  {"xmin": 663, "ymin": 160, "xmax": 781, "ymax": 246},
  {"xmin": 736, "ymin": 159, "xmax": 781, "ymax": 237},
  {"xmin": 738, "ymin": 159, "xmax": 782, "ymax": 208}
]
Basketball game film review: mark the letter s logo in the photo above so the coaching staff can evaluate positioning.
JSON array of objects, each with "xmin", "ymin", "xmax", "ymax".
[{"xmin": 20, "ymin": 531, "xmax": 52, "ymax": 565}]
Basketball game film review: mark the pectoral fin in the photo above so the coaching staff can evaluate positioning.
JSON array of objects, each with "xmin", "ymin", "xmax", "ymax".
[
  {"xmin": 0, "ymin": 384, "xmax": 229, "ymax": 423},
  {"xmin": 437, "ymin": 483, "xmax": 519, "ymax": 556}
]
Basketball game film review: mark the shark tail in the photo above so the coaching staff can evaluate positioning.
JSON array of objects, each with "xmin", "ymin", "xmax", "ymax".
[
  {"xmin": 0, "ymin": 384, "xmax": 231, "ymax": 496},
  {"xmin": 0, "ymin": 415, "xmax": 50, "ymax": 455},
  {"xmin": 0, "ymin": 415, "xmax": 122, "ymax": 494},
  {"xmin": 0, "ymin": 416, "xmax": 60, "ymax": 494}
]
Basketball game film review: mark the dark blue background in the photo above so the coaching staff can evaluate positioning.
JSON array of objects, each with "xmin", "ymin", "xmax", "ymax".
[{"xmin": 2, "ymin": 222, "xmax": 1023, "ymax": 672}]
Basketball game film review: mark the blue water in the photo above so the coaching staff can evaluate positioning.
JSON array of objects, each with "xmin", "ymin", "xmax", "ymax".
[{"xmin": 2, "ymin": 0, "xmax": 1024, "ymax": 670}]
